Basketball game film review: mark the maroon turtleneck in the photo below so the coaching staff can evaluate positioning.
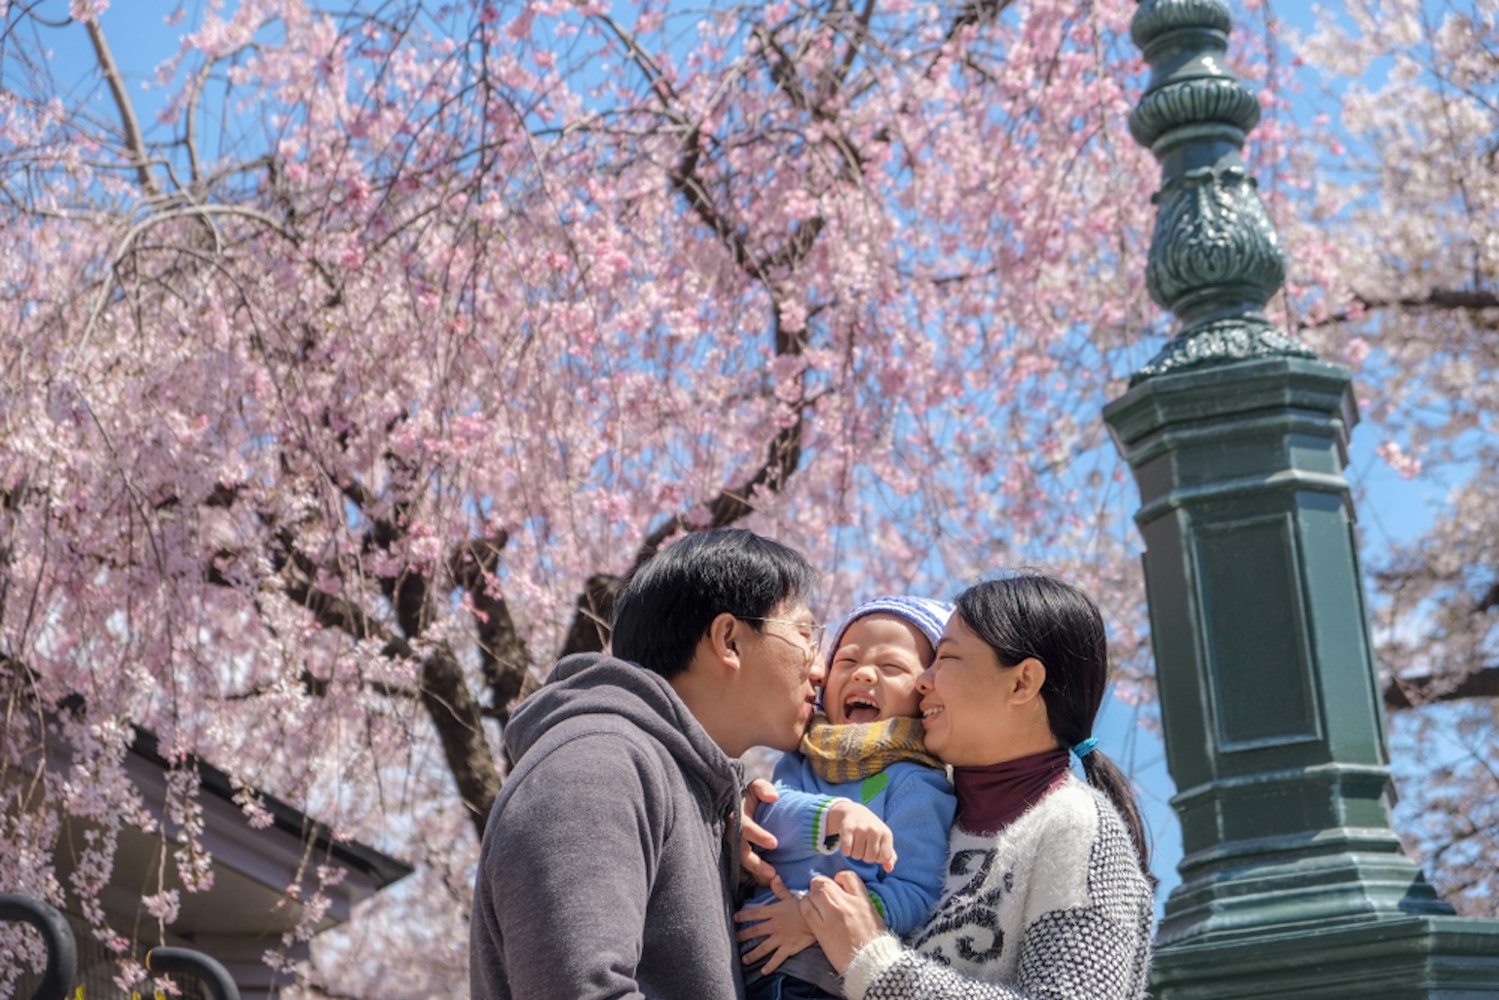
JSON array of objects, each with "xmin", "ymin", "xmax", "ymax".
[{"xmin": 953, "ymin": 747, "xmax": 1070, "ymax": 834}]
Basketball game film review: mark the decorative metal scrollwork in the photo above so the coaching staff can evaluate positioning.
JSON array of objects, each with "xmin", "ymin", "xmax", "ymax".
[{"xmin": 1128, "ymin": 0, "xmax": 1315, "ymax": 383}]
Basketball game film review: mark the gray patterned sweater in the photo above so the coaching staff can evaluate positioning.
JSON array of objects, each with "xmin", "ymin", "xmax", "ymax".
[{"xmin": 841, "ymin": 777, "xmax": 1153, "ymax": 1000}]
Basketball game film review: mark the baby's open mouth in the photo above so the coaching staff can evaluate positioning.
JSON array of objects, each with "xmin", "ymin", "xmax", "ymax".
[{"xmin": 842, "ymin": 693, "xmax": 880, "ymax": 724}]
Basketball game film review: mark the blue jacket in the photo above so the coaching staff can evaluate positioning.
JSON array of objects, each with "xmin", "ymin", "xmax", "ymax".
[{"xmin": 748, "ymin": 752, "xmax": 955, "ymax": 935}]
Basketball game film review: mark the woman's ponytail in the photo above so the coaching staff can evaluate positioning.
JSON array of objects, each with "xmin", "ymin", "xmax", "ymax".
[{"xmin": 1080, "ymin": 749, "xmax": 1156, "ymax": 887}]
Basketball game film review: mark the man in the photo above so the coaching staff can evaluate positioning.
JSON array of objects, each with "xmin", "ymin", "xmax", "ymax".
[{"xmin": 470, "ymin": 528, "xmax": 825, "ymax": 1000}]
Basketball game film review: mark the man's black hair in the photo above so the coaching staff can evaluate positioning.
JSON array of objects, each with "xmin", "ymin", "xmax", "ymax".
[{"xmin": 611, "ymin": 528, "xmax": 817, "ymax": 680}]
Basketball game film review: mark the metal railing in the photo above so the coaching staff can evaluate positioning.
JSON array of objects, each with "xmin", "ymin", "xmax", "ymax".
[{"xmin": 1, "ymin": 893, "xmax": 240, "ymax": 1000}]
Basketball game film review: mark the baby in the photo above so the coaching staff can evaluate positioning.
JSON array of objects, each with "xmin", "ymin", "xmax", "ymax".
[{"xmin": 736, "ymin": 595, "xmax": 957, "ymax": 999}]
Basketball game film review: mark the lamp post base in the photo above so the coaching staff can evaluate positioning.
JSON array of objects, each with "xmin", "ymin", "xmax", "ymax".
[{"xmin": 1151, "ymin": 915, "xmax": 1499, "ymax": 999}]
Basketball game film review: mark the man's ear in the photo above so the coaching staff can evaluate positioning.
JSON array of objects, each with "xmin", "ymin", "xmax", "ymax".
[
  {"xmin": 704, "ymin": 612, "xmax": 744, "ymax": 672},
  {"xmin": 1010, "ymin": 657, "xmax": 1047, "ymax": 706}
]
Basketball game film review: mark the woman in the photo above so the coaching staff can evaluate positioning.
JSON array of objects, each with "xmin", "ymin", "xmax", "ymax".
[{"xmin": 792, "ymin": 574, "xmax": 1154, "ymax": 999}]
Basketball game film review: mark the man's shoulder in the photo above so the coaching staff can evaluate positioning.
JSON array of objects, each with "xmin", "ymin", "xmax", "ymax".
[
  {"xmin": 511, "ymin": 714, "xmax": 671, "ymax": 778},
  {"xmin": 486, "ymin": 722, "xmax": 679, "ymax": 846}
]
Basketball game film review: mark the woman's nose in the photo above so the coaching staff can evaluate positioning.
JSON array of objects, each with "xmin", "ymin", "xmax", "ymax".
[{"xmin": 916, "ymin": 667, "xmax": 934, "ymax": 693}]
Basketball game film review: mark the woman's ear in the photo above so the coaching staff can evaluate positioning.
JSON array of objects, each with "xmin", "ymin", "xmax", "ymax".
[{"xmin": 1010, "ymin": 656, "xmax": 1047, "ymax": 705}]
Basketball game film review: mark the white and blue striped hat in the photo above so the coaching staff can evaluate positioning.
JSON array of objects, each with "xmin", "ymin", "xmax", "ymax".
[{"xmin": 829, "ymin": 595, "xmax": 953, "ymax": 657}]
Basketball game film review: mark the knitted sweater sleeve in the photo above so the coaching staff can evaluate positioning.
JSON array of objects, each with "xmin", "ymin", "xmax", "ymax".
[
  {"xmin": 842, "ymin": 912, "xmax": 1146, "ymax": 1000},
  {"xmin": 841, "ymin": 799, "xmax": 1152, "ymax": 1000},
  {"xmin": 753, "ymin": 754, "xmax": 841, "ymax": 863}
]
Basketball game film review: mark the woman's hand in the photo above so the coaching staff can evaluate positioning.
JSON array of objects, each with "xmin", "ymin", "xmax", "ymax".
[
  {"xmin": 826, "ymin": 799, "xmax": 897, "ymax": 872},
  {"xmin": 798, "ymin": 871, "xmax": 888, "ymax": 973},
  {"xmin": 733, "ymin": 875, "xmax": 815, "ymax": 973},
  {"xmin": 740, "ymin": 778, "xmax": 780, "ymax": 887}
]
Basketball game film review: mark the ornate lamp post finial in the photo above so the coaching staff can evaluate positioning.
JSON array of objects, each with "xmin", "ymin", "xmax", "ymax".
[{"xmin": 1129, "ymin": 0, "xmax": 1313, "ymax": 383}]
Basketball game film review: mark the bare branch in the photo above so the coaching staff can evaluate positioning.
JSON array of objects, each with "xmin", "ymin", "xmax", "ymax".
[
  {"xmin": 419, "ymin": 647, "xmax": 502, "ymax": 838},
  {"xmin": 448, "ymin": 534, "xmax": 532, "ymax": 719},
  {"xmin": 1300, "ymin": 288, "xmax": 1499, "ymax": 330},
  {"xmin": 557, "ymin": 573, "xmax": 621, "ymax": 659},
  {"xmin": 1385, "ymin": 666, "xmax": 1499, "ymax": 710},
  {"xmin": 82, "ymin": 16, "xmax": 161, "ymax": 197}
]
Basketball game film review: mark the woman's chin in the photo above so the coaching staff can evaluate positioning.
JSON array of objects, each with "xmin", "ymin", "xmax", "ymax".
[{"xmin": 920, "ymin": 725, "xmax": 945, "ymax": 757}]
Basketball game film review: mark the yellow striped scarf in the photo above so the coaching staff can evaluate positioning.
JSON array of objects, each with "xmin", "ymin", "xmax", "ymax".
[{"xmin": 798, "ymin": 712, "xmax": 943, "ymax": 784}]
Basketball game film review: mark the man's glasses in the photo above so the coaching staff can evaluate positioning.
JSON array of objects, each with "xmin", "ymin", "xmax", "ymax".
[{"xmin": 739, "ymin": 617, "xmax": 826, "ymax": 652}]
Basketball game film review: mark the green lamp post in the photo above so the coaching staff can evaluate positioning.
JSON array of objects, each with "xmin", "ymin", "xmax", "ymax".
[{"xmin": 1103, "ymin": 1, "xmax": 1499, "ymax": 995}]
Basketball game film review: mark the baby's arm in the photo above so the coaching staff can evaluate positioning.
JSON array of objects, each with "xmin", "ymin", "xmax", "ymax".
[
  {"xmin": 753, "ymin": 756, "xmax": 848, "ymax": 865},
  {"xmin": 866, "ymin": 766, "xmax": 957, "ymax": 935},
  {"xmin": 760, "ymin": 786, "xmax": 899, "ymax": 871}
]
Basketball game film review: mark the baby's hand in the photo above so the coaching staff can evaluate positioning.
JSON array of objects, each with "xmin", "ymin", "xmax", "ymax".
[{"xmin": 826, "ymin": 799, "xmax": 897, "ymax": 872}]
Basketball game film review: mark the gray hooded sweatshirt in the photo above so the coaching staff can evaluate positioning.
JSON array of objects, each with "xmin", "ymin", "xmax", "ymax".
[{"xmin": 470, "ymin": 653, "xmax": 749, "ymax": 1000}]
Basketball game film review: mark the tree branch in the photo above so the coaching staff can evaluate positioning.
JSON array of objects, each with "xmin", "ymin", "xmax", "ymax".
[
  {"xmin": 629, "ymin": 406, "xmax": 807, "ymax": 571},
  {"xmin": 1385, "ymin": 666, "xmax": 1499, "ymax": 711},
  {"xmin": 1479, "ymin": 580, "xmax": 1499, "ymax": 615},
  {"xmin": 557, "ymin": 573, "xmax": 620, "ymax": 659},
  {"xmin": 818, "ymin": 0, "xmax": 877, "ymax": 106},
  {"xmin": 261, "ymin": 522, "xmax": 503, "ymax": 836},
  {"xmin": 280, "ymin": 561, "xmax": 398, "ymax": 653},
  {"xmin": 419, "ymin": 646, "xmax": 502, "ymax": 838},
  {"xmin": 942, "ymin": 0, "xmax": 1019, "ymax": 47},
  {"xmin": 1300, "ymin": 288, "xmax": 1499, "ymax": 330},
  {"xmin": 669, "ymin": 128, "xmax": 763, "ymax": 279},
  {"xmin": 83, "ymin": 16, "xmax": 161, "ymax": 198},
  {"xmin": 448, "ymin": 534, "xmax": 532, "ymax": 720}
]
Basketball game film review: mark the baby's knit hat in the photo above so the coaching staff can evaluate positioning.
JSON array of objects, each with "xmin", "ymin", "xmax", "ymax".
[{"xmin": 828, "ymin": 595, "xmax": 954, "ymax": 657}]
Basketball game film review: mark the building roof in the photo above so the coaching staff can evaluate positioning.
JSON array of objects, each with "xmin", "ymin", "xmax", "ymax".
[{"xmin": 129, "ymin": 727, "xmax": 413, "ymax": 891}]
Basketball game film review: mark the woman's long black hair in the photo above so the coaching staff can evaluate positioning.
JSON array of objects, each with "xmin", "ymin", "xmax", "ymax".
[{"xmin": 954, "ymin": 574, "xmax": 1153, "ymax": 881}]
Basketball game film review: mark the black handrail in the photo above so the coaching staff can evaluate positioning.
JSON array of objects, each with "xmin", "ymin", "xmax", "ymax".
[
  {"xmin": 147, "ymin": 946, "xmax": 241, "ymax": 1000},
  {"xmin": 0, "ymin": 893, "xmax": 78, "ymax": 1000}
]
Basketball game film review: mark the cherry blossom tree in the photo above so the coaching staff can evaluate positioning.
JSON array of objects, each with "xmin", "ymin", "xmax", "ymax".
[
  {"xmin": 5, "ymin": 0, "xmax": 1490, "ymax": 991},
  {"xmin": 1, "ymin": 0, "xmax": 1160, "ymax": 993},
  {"xmin": 1283, "ymin": 0, "xmax": 1499, "ymax": 917}
]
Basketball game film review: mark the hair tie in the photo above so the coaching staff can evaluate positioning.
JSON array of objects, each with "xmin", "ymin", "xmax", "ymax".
[{"xmin": 1071, "ymin": 737, "xmax": 1099, "ymax": 759}]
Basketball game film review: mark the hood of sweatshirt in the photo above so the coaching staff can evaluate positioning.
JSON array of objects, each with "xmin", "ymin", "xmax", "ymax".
[{"xmin": 503, "ymin": 652, "xmax": 744, "ymax": 817}]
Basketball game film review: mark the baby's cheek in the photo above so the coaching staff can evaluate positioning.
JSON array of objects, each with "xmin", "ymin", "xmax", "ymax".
[
  {"xmin": 886, "ymin": 681, "xmax": 923, "ymax": 719},
  {"xmin": 822, "ymin": 683, "xmax": 843, "ymax": 724}
]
